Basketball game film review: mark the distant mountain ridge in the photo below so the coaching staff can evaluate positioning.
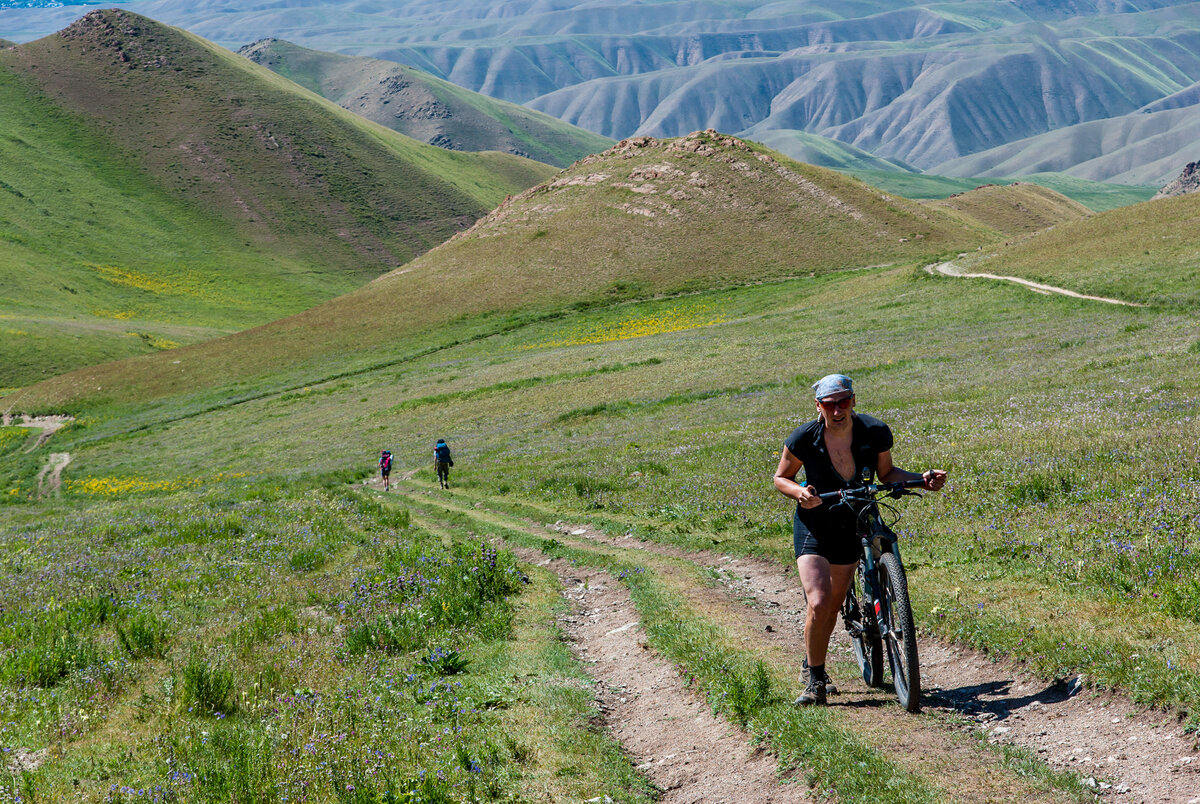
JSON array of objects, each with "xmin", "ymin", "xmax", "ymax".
[{"xmin": 3, "ymin": 1, "xmax": 1199, "ymax": 184}]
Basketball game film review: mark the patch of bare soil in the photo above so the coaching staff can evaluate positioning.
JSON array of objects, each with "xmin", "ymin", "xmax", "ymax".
[
  {"xmin": 1, "ymin": 413, "xmax": 74, "ymax": 451},
  {"xmin": 36, "ymin": 452, "xmax": 71, "ymax": 497},
  {"xmin": 545, "ymin": 521, "xmax": 1198, "ymax": 804},
  {"xmin": 507, "ymin": 544, "xmax": 810, "ymax": 803}
]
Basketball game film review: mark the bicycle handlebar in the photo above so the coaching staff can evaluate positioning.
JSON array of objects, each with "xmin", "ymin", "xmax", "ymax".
[{"xmin": 816, "ymin": 476, "xmax": 927, "ymax": 503}]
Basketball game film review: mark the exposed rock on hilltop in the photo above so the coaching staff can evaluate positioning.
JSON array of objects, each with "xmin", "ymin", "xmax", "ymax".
[
  {"xmin": 1153, "ymin": 161, "xmax": 1200, "ymax": 199},
  {"xmin": 59, "ymin": 10, "xmax": 172, "ymax": 70}
]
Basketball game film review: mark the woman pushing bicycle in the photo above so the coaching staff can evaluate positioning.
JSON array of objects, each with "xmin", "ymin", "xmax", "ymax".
[{"xmin": 773, "ymin": 373, "xmax": 946, "ymax": 706}]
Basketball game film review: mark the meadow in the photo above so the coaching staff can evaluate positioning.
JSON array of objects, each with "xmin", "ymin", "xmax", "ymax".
[{"xmin": 2, "ymin": 125, "xmax": 1198, "ymax": 798}]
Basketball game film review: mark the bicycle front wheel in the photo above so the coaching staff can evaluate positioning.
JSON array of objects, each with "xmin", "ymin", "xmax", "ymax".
[
  {"xmin": 843, "ymin": 564, "xmax": 884, "ymax": 687},
  {"xmin": 879, "ymin": 551, "xmax": 921, "ymax": 712}
]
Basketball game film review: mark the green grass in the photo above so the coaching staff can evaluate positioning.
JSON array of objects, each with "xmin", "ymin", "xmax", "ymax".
[
  {"xmin": 850, "ymin": 168, "xmax": 1156, "ymax": 212},
  {"xmin": 0, "ymin": 480, "xmax": 658, "ymax": 801},
  {"xmin": 0, "ymin": 11, "xmax": 555, "ymax": 387},
  {"xmin": 960, "ymin": 191, "xmax": 1200, "ymax": 306},
  {"xmin": 5, "ymin": 130, "xmax": 1001, "ymax": 408}
]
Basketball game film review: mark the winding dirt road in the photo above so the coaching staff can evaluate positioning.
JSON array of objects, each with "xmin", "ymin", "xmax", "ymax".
[{"xmin": 926, "ymin": 263, "xmax": 1144, "ymax": 307}]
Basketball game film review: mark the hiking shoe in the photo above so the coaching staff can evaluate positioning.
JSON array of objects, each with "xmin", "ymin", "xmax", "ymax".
[
  {"xmin": 802, "ymin": 662, "xmax": 837, "ymax": 696},
  {"xmin": 794, "ymin": 675, "xmax": 827, "ymax": 706}
]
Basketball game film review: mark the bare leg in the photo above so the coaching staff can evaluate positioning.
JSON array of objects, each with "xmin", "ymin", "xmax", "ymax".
[{"xmin": 796, "ymin": 555, "xmax": 858, "ymax": 667}]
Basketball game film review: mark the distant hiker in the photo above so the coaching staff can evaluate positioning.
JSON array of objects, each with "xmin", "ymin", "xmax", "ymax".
[
  {"xmin": 773, "ymin": 374, "xmax": 946, "ymax": 706},
  {"xmin": 379, "ymin": 449, "xmax": 393, "ymax": 491},
  {"xmin": 434, "ymin": 439, "xmax": 453, "ymax": 489}
]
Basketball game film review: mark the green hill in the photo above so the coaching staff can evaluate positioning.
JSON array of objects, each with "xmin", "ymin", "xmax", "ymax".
[
  {"xmin": 5, "ymin": 130, "xmax": 999, "ymax": 409},
  {"xmin": 848, "ymin": 169, "xmax": 1156, "ymax": 213},
  {"xmin": 239, "ymin": 38, "xmax": 613, "ymax": 168},
  {"xmin": 0, "ymin": 10, "xmax": 555, "ymax": 389},
  {"xmin": 955, "ymin": 191, "xmax": 1200, "ymax": 307},
  {"xmin": 924, "ymin": 182, "xmax": 1093, "ymax": 238}
]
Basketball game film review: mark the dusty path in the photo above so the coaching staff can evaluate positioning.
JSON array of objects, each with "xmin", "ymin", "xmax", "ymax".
[
  {"xmin": 511, "ymin": 544, "xmax": 811, "ymax": 803},
  {"xmin": 926, "ymin": 262, "xmax": 1144, "ymax": 307},
  {"xmin": 36, "ymin": 453, "xmax": 71, "ymax": 497},
  {"xmin": 395, "ymin": 483, "xmax": 1198, "ymax": 803},
  {"xmin": 538, "ymin": 520, "xmax": 1198, "ymax": 804},
  {"xmin": 1, "ymin": 413, "xmax": 75, "ymax": 451}
]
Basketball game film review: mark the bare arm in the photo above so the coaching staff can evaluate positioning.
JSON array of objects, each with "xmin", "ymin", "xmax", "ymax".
[
  {"xmin": 774, "ymin": 446, "xmax": 823, "ymax": 509},
  {"xmin": 876, "ymin": 450, "xmax": 946, "ymax": 490}
]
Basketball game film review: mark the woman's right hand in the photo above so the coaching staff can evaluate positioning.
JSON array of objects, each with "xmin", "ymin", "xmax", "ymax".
[{"xmin": 797, "ymin": 485, "xmax": 823, "ymax": 509}]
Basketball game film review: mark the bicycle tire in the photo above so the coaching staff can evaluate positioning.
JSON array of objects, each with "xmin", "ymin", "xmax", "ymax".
[
  {"xmin": 878, "ymin": 551, "xmax": 921, "ymax": 712},
  {"xmin": 843, "ymin": 565, "xmax": 884, "ymax": 687}
]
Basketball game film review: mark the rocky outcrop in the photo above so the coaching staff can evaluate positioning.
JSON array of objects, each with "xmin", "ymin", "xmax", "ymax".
[{"xmin": 1152, "ymin": 161, "xmax": 1200, "ymax": 199}]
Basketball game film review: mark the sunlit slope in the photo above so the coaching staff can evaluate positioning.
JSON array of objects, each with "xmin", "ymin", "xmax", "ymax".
[
  {"xmin": 956, "ymin": 192, "xmax": 1200, "ymax": 307},
  {"xmin": 924, "ymin": 183, "xmax": 1093, "ymax": 238},
  {"xmin": 7, "ymin": 131, "xmax": 998, "ymax": 409},
  {"xmin": 240, "ymin": 39, "xmax": 613, "ymax": 168},
  {"xmin": 0, "ymin": 10, "xmax": 554, "ymax": 388}
]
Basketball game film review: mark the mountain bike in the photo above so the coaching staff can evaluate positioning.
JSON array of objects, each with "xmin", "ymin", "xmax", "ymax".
[{"xmin": 821, "ymin": 477, "xmax": 927, "ymax": 712}]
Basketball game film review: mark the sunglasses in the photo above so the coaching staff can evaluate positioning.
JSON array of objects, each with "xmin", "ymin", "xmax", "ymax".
[{"xmin": 818, "ymin": 396, "xmax": 854, "ymax": 410}]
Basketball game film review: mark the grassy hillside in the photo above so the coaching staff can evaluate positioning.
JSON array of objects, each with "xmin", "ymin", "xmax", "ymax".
[
  {"xmin": 924, "ymin": 182, "xmax": 1093, "ymax": 239},
  {"xmin": 957, "ymin": 191, "xmax": 1200, "ymax": 307},
  {"xmin": 240, "ymin": 38, "xmax": 613, "ymax": 168},
  {"xmin": 0, "ymin": 10, "xmax": 555, "ymax": 388},
  {"xmin": 4, "ymin": 130, "xmax": 1000, "ymax": 409}
]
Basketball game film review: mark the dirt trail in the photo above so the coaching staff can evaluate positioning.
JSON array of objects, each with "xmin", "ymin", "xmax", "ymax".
[
  {"xmin": 538, "ymin": 520, "xmax": 1198, "ymax": 804},
  {"xmin": 395, "ymin": 484, "xmax": 1198, "ymax": 803},
  {"xmin": 1, "ymin": 413, "xmax": 75, "ymax": 451},
  {"xmin": 926, "ymin": 262, "xmax": 1144, "ymax": 307},
  {"xmin": 512, "ymin": 544, "xmax": 811, "ymax": 803},
  {"xmin": 36, "ymin": 453, "xmax": 71, "ymax": 497}
]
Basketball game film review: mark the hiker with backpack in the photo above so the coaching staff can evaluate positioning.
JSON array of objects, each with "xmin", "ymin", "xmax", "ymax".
[
  {"xmin": 379, "ymin": 449, "xmax": 393, "ymax": 491},
  {"xmin": 434, "ymin": 439, "xmax": 453, "ymax": 489}
]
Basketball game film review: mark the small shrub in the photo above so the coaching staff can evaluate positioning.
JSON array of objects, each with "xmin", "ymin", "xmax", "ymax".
[
  {"xmin": 725, "ymin": 660, "xmax": 773, "ymax": 727},
  {"xmin": 116, "ymin": 611, "xmax": 172, "ymax": 659},
  {"xmin": 180, "ymin": 653, "xmax": 236, "ymax": 716},
  {"xmin": 1007, "ymin": 469, "xmax": 1074, "ymax": 504},
  {"xmin": 631, "ymin": 460, "xmax": 670, "ymax": 477},
  {"xmin": 421, "ymin": 647, "xmax": 469, "ymax": 676},
  {"xmin": 288, "ymin": 546, "xmax": 327, "ymax": 572},
  {"xmin": 231, "ymin": 606, "xmax": 299, "ymax": 656},
  {"xmin": 2, "ymin": 631, "xmax": 105, "ymax": 688}
]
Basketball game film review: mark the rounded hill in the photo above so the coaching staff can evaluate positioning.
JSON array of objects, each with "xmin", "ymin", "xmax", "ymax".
[
  {"xmin": 10, "ymin": 131, "xmax": 1000, "ymax": 408},
  {"xmin": 925, "ymin": 182, "xmax": 1093, "ymax": 238},
  {"xmin": 0, "ymin": 10, "xmax": 554, "ymax": 388}
]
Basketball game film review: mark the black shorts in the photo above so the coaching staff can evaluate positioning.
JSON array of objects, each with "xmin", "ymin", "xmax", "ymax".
[
  {"xmin": 380, "ymin": 469, "xmax": 390, "ymax": 477},
  {"xmin": 793, "ymin": 512, "xmax": 860, "ymax": 565}
]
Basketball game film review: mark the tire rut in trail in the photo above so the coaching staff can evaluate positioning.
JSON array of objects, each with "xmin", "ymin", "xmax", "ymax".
[
  {"xmin": 534, "ymin": 520, "xmax": 1199, "ymax": 804},
  {"xmin": 503, "ymin": 542, "xmax": 813, "ymax": 803},
  {"xmin": 397, "ymin": 488, "xmax": 1074, "ymax": 802}
]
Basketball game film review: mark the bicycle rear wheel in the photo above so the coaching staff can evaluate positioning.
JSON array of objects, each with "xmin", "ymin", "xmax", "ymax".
[
  {"xmin": 878, "ymin": 551, "xmax": 921, "ymax": 712},
  {"xmin": 842, "ymin": 565, "xmax": 884, "ymax": 687}
]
